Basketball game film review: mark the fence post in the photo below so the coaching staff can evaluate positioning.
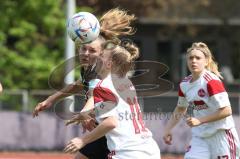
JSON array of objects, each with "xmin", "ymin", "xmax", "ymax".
[{"xmin": 22, "ymin": 90, "xmax": 29, "ymax": 112}]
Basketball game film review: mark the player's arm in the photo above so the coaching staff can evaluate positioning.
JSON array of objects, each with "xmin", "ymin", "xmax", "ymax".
[
  {"xmin": 33, "ymin": 80, "xmax": 84, "ymax": 117},
  {"xmin": 81, "ymin": 94, "xmax": 94, "ymax": 112},
  {"xmin": 65, "ymin": 96, "xmax": 97, "ymax": 131},
  {"xmin": 46, "ymin": 80, "xmax": 84, "ymax": 104},
  {"xmin": 163, "ymin": 84, "xmax": 189, "ymax": 145},
  {"xmin": 65, "ymin": 80, "xmax": 100, "ymax": 129},
  {"xmin": 165, "ymin": 106, "xmax": 188, "ymax": 131},
  {"xmin": 187, "ymin": 106, "xmax": 232, "ymax": 127},
  {"xmin": 79, "ymin": 96, "xmax": 97, "ymax": 132},
  {"xmin": 163, "ymin": 106, "xmax": 187, "ymax": 145},
  {"xmin": 81, "ymin": 116, "xmax": 117, "ymax": 144},
  {"xmin": 163, "ymin": 106, "xmax": 188, "ymax": 144},
  {"xmin": 187, "ymin": 79, "xmax": 232, "ymax": 127},
  {"xmin": 80, "ymin": 79, "xmax": 101, "ymax": 112},
  {"xmin": 201, "ymin": 106, "xmax": 232, "ymax": 123},
  {"xmin": 64, "ymin": 116, "xmax": 117, "ymax": 153}
]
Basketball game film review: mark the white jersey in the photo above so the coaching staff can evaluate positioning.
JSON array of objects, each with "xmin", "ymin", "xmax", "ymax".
[
  {"xmin": 177, "ymin": 69, "xmax": 235, "ymax": 138},
  {"xmin": 93, "ymin": 74, "xmax": 158, "ymax": 153}
]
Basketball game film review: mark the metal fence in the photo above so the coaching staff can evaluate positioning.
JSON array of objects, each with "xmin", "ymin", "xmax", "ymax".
[{"xmin": 0, "ymin": 90, "xmax": 240, "ymax": 115}]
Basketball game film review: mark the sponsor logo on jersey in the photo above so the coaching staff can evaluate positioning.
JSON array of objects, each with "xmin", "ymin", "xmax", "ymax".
[
  {"xmin": 198, "ymin": 89, "xmax": 206, "ymax": 97},
  {"xmin": 193, "ymin": 100, "xmax": 209, "ymax": 110},
  {"xmin": 194, "ymin": 104, "xmax": 209, "ymax": 110}
]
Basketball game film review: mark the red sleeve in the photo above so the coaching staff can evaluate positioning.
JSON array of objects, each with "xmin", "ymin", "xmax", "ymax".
[
  {"xmin": 207, "ymin": 80, "xmax": 226, "ymax": 96},
  {"xmin": 178, "ymin": 84, "xmax": 184, "ymax": 97},
  {"xmin": 93, "ymin": 87, "xmax": 118, "ymax": 104}
]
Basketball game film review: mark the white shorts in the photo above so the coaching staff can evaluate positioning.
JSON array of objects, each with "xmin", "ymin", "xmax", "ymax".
[
  {"xmin": 185, "ymin": 128, "xmax": 240, "ymax": 159},
  {"xmin": 108, "ymin": 139, "xmax": 161, "ymax": 159}
]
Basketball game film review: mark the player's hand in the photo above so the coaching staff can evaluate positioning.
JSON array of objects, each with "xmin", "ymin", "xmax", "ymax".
[
  {"xmin": 163, "ymin": 130, "xmax": 173, "ymax": 145},
  {"xmin": 186, "ymin": 117, "xmax": 202, "ymax": 127},
  {"xmin": 64, "ymin": 137, "xmax": 85, "ymax": 153},
  {"xmin": 32, "ymin": 99, "xmax": 53, "ymax": 118},
  {"xmin": 81, "ymin": 117, "xmax": 97, "ymax": 133},
  {"xmin": 65, "ymin": 112, "xmax": 97, "ymax": 132},
  {"xmin": 65, "ymin": 112, "xmax": 91, "ymax": 126},
  {"xmin": 65, "ymin": 113, "xmax": 85, "ymax": 126},
  {"xmin": 82, "ymin": 112, "xmax": 97, "ymax": 132}
]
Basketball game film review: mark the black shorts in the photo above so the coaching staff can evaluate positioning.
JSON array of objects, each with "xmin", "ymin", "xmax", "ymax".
[{"xmin": 79, "ymin": 136, "xmax": 110, "ymax": 159}]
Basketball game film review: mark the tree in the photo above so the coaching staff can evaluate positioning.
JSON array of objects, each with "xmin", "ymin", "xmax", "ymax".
[{"xmin": 0, "ymin": 0, "xmax": 66, "ymax": 89}]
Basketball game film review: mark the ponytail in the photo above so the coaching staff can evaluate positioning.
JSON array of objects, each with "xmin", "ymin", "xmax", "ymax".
[{"xmin": 100, "ymin": 8, "xmax": 136, "ymax": 40}]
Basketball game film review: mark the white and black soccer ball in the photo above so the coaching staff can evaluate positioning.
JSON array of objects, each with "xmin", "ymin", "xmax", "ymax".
[{"xmin": 67, "ymin": 12, "xmax": 100, "ymax": 44}]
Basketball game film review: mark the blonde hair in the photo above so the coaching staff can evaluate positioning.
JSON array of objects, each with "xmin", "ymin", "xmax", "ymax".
[
  {"xmin": 100, "ymin": 8, "xmax": 136, "ymax": 40},
  {"xmin": 187, "ymin": 42, "xmax": 223, "ymax": 79},
  {"xmin": 108, "ymin": 42, "xmax": 139, "ymax": 77},
  {"xmin": 100, "ymin": 8, "xmax": 138, "ymax": 75}
]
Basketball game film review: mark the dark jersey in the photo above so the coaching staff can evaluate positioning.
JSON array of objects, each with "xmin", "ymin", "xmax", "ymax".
[
  {"xmin": 80, "ymin": 65, "xmax": 110, "ymax": 159},
  {"xmin": 81, "ymin": 64, "xmax": 99, "ymax": 98}
]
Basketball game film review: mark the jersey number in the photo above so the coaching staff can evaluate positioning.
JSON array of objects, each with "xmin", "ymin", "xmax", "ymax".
[{"xmin": 127, "ymin": 97, "xmax": 146, "ymax": 134}]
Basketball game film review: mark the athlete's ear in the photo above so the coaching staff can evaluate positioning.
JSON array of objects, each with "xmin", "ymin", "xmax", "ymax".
[{"xmin": 205, "ymin": 58, "xmax": 209, "ymax": 67}]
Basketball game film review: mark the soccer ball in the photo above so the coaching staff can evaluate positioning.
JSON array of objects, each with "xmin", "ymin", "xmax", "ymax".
[{"xmin": 67, "ymin": 12, "xmax": 100, "ymax": 44}]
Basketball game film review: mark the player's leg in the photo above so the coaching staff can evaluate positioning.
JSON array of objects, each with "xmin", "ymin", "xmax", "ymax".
[
  {"xmin": 184, "ymin": 136, "xmax": 210, "ymax": 159},
  {"xmin": 78, "ymin": 136, "xmax": 110, "ymax": 159},
  {"xmin": 208, "ymin": 128, "xmax": 240, "ymax": 159}
]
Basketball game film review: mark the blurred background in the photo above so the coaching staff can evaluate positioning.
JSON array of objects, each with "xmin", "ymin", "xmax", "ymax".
[{"xmin": 0, "ymin": 0, "xmax": 240, "ymax": 158}]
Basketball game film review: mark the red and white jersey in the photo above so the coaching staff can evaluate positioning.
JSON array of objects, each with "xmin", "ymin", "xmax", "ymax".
[
  {"xmin": 177, "ymin": 69, "xmax": 235, "ymax": 138},
  {"xmin": 93, "ymin": 74, "xmax": 155, "ymax": 152}
]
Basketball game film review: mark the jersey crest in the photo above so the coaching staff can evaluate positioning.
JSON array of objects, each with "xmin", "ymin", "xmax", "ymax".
[{"xmin": 198, "ymin": 88, "xmax": 206, "ymax": 97}]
